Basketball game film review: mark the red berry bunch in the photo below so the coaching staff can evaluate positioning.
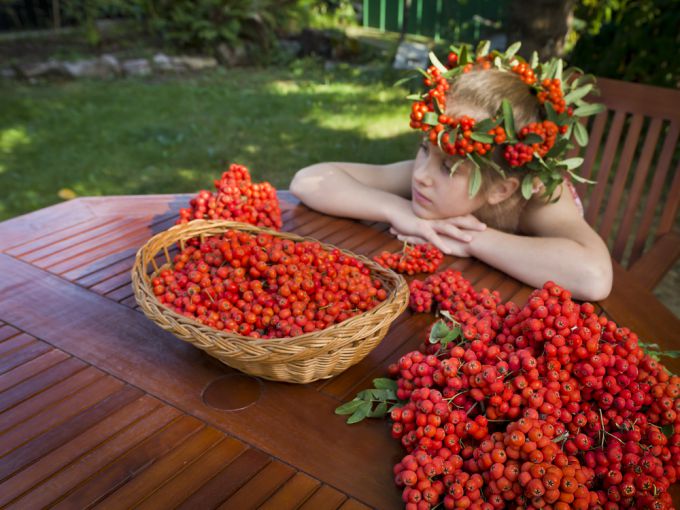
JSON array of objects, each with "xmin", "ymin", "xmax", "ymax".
[
  {"xmin": 511, "ymin": 61, "xmax": 538, "ymax": 85},
  {"xmin": 503, "ymin": 121, "xmax": 559, "ymax": 168},
  {"xmin": 374, "ymin": 243, "xmax": 444, "ymax": 275},
  {"xmin": 538, "ymin": 78, "xmax": 567, "ymax": 115},
  {"xmin": 152, "ymin": 230, "xmax": 388, "ymax": 338},
  {"xmin": 366, "ymin": 276, "xmax": 680, "ymax": 510},
  {"xmin": 177, "ymin": 163, "xmax": 282, "ymax": 230}
]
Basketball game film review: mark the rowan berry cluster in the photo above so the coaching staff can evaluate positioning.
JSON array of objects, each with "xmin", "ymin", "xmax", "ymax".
[
  {"xmin": 374, "ymin": 243, "xmax": 444, "ymax": 275},
  {"xmin": 377, "ymin": 274, "xmax": 679, "ymax": 510},
  {"xmin": 177, "ymin": 163, "xmax": 282, "ymax": 230},
  {"xmin": 503, "ymin": 121, "xmax": 560, "ymax": 168},
  {"xmin": 152, "ymin": 230, "xmax": 388, "ymax": 338}
]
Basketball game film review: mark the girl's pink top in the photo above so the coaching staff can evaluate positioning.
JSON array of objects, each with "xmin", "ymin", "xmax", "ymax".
[{"xmin": 565, "ymin": 180, "xmax": 584, "ymax": 217}]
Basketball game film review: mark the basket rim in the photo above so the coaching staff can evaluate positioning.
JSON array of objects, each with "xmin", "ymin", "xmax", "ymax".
[{"xmin": 132, "ymin": 219, "xmax": 408, "ymax": 348}]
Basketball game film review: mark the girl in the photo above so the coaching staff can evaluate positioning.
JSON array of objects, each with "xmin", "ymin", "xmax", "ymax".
[{"xmin": 289, "ymin": 43, "xmax": 613, "ymax": 301}]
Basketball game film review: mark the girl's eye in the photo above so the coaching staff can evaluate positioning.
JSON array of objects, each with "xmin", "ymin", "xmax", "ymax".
[{"xmin": 419, "ymin": 142, "xmax": 430, "ymax": 155}]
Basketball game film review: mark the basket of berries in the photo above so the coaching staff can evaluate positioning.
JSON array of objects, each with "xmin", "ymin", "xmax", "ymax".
[{"xmin": 131, "ymin": 220, "xmax": 410, "ymax": 383}]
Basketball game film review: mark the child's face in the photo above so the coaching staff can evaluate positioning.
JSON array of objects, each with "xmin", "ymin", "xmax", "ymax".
[{"xmin": 410, "ymin": 141, "xmax": 487, "ymax": 220}]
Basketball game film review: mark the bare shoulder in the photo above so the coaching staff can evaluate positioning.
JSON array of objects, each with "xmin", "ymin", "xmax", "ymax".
[{"xmin": 519, "ymin": 181, "xmax": 592, "ymax": 240}]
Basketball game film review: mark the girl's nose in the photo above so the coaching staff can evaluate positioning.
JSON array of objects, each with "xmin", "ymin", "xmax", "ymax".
[{"xmin": 413, "ymin": 155, "xmax": 435, "ymax": 187}]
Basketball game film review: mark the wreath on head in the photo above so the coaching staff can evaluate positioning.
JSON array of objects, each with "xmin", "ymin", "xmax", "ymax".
[{"xmin": 405, "ymin": 40, "xmax": 605, "ymax": 199}]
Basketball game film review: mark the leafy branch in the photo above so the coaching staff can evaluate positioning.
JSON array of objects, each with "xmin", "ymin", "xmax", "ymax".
[{"xmin": 334, "ymin": 378, "xmax": 403, "ymax": 424}]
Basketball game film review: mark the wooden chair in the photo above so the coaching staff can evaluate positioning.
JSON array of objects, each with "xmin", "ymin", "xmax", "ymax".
[{"xmin": 571, "ymin": 77, "xmax": 680, "ymax": 291}]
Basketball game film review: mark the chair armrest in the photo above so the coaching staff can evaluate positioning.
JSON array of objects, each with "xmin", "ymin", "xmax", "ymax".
[{"xmin": 628, "ymin": 230, "xmax": 680, "ymax": 291}]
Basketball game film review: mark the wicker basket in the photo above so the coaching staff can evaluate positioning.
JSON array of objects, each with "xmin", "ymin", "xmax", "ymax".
[{"xmin": 132, "ymin": 220, "xmax": 409, "ymax": 383}]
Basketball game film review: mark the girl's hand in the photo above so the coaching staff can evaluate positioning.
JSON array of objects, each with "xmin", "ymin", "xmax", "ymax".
[
  {"xmin": 388, "ymin": 213, "xmax": 485, "ymax": 257},
  {"xmin": 388, "ymin": 209, "xmax": 485, "ymax": 247},
  {"xmin": 389, "ymin": 228, "xmax": 474, "ymax": 258}
]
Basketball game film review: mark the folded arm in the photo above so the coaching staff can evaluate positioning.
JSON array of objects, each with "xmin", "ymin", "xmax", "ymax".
[{"xmin": 468, "ymin": 185, "xmax": 613, "ymax": 301}]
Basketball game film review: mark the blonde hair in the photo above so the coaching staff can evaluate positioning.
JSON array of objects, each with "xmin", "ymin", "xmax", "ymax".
[{"xmin": 446, "ymin": 69, "xmax": 543, "ymax": 232}]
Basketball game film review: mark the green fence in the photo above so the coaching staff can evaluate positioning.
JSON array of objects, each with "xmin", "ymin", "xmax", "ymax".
[{"xmin": 363, "ymin": 0, "xmax": 509, "ymax": 41}]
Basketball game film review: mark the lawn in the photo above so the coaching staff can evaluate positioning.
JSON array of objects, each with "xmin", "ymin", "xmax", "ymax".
[{"xmin": 0, "ymin": 61, "xmax": 421, "ymax": 221}]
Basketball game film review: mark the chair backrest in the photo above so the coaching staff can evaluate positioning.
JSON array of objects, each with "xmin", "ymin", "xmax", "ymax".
[{"xmin": 571, "ymin": 77, "xmax": 680, "ymax": 268}]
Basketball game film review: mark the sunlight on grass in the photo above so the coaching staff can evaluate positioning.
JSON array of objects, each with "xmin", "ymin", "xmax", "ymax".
[
  {"xmin": 0, "ymin": 127, "xmax": 31, "ymax": 154},
  {"xmin": 177, "ymin": 168, "xmax": 202, "ymax": 180}
]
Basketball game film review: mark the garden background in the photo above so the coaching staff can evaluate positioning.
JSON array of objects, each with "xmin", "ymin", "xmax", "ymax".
[{"xmin": 1, "ymin": 0, "xmax": 678, "ymax": 312}]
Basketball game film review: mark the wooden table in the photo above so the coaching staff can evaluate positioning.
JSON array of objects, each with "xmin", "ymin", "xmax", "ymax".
[{"xmin": 1, "ymin": 192, "xmax": 679, "ymax": 510}]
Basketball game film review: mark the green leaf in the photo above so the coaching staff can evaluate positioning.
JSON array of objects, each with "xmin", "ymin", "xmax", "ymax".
[
  {"xmin": 373, "ymin": 378, "xmax": 398, "ymax": 391},
  {"xmin": 555, "ymin": 59, "xmax": 563, "ymax": 81},
  {"xmin": 417, "ymin": 68, "xmax": 433, "ymax": 81},
  {"xmin": 346, "ymin": 401, "xmax": 372, "ymax": 424},
  {"xmin": 437, "ymin": 129, "xmax": 446, "ymax": 150},
  {"xmin": 368, "ymin": 401, "xmax": 389, "ymax": 418},
  {"xmin": 406, "ymin": 93, "xmax": 424, "ymax": 101},
  {"xmin": 429, "ymin": 51, "xmax": 448, "ymax": 73},
  {"xmin": 559, "ymin": 157, "xmax": 584, "ymax": 170},
  {"xmin": 393, "ymin": 74, "xmax": 419, "ymax": 87},
  {"xmin": 442, "ymin": 66, "xmax": 463, "ymax": 79},
  {"xmin": 564, "ymin": 84, "xmax": 593, "ymax": 103},
  {"xmin": 530, "ymin": 51, "xmax": 539, "ymax": 69},
  {"xmin": 545, "ymin": 102, "xmax": 558, "ymax": 123},
  {"xmin": 546, "ymin": 138, "xmax": 570, "ymax": 158},
  {"xmin": 335, "ymin": 398, "xmax": 364, "ymax": 415},
  {"xmin": 662, "ymin": 424, "xmax": 674, "ymax": 438},
  {"xmin": 502, "ymin": 99, "xmax": 516, "ymax": 140},
  {"xmin": 448, "ymin": 158, "xmax": 466, "ymax": 177},
  {"xmin": 470, "ymin": 132, "xmax": 494, "ymax": 144},
  {"xmin": 567, "ymin": 170, "xmax": 596, "ymax": 184},
  {"xmin": 504, "ymin": 41, "xmax": 521, "ymax": 59},
  {"xmin": 459, "ymin": 45, "xmax": 469, "ymax": 66},
  {"xmin": 574, "ymin": 122, "xmax": 589, "ymax": 147},
  {"xmin": 468, "ymin": 163, "xmax": 482, "ymax": 197},
  {"xmin": 423, "ymin": 112, "xmax": 439, "ymax": 126},
  {"xmin": 429, "ymin": 321, "xmax": 451, "ymax": 343},
  {"xmin": 474, "ymin": 119, "xmax": 497, "ymax": 133},
  {"xmin": 521, "ymin": 174, "xmax": 534, "ymax": 200},
  {"xmin": 573, "ymin": 103, "xmax": 606, "ymax": 117},
  {"xmin": 493, "ymin": 56, "xmax": 503, "ymax": 69},
  {"xmin": 476, "ymin": 40, "xmax": 490, "ymax": 58},
  {"xmin": 522, "ymin": 133, "xmax": 544, "ymax": 145}
]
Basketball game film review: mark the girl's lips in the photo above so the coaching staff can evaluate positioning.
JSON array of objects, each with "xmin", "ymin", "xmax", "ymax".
[{"xmin": 412, "ymin": 188, "xmax": 432, "ymax": 205}]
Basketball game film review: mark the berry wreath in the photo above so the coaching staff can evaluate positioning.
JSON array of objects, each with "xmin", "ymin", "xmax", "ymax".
[{"xmin": 404, "ymin": 40, "xmax": 606, "ymax": 200}]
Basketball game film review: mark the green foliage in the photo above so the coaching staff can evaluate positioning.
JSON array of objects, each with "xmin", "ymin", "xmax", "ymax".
[
  {"xmin": 571, "ymin": 0, "xmax": 680, "ymax": 88},
  {"xmin": 0, "ymin": 64, "xmax": 418, "ymax": 221},
  {"xmin": 147, "ymin": 0, "xmax": 308, "ymax": 52},
  {"xmin": 61, "ymin": 0, "xmax": 140, "ymax": 46}
]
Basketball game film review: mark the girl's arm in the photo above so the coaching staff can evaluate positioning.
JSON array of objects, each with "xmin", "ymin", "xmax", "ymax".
[
  {"xmin": 289, "ymin": 160, "xmax": 414, "ymax": 222},
  {"xmin": 290, "ymin": 161, "xmax": 486, "ymax": 244},
  {"xmin": 467, "ymin": 185, "xmax": 613, "ymax": 301}
]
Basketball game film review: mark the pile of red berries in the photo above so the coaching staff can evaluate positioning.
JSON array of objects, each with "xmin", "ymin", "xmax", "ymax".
[
  {"xmin": 152, "ymin": 229, "xmax": 388, "ymax": 338},
  {"xmin": 374, "ymin": 243, "xmax": 444, "ymax": 275},
  {"xmin": 371, "ymin": 271, "xmax": 680, "ymax": 509},
  {"xmin": 177, "ymin": 163, "xmax": 282, "ymax": 230}
]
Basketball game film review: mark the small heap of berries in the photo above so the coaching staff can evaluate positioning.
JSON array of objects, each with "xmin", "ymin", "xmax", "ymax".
[
  {"xmin": 338, "ymin": 272, "xmax": 680, "ymax": 510},
  {"xmin": 152, "ymin": 230, "xmax": 388, "ymax": 338},
  {"xmin": 374, "ymin": 243, "xmax": 444, "ymax": 275},
  {"xmin": 177, "ymin": 163, "xmax": 282, "ymax": 230}
]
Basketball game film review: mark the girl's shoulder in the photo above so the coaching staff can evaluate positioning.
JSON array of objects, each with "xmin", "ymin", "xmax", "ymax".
[{"xmin": 518, "ymin": 180, "xmax": 586, "ymax": 235}]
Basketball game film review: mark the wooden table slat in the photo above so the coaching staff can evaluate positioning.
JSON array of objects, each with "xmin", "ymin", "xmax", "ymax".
[
  {"xmin": 175, "ymin": 448, "xmax": 271, "ymax": 510},
  {"xmin": 0, "ymin": 332, "xmax": 35, "ymax": 357},
  {"xmin": 298, "ymin": 485, "xmax": 348, "ymax": 510},
  {"xmin": 216, "ymin": 461, "xmax": 296, "ymax": 510},
  {"xmin": 0, "ymin": 340, "xmax": 52, "ymax": 374},
  {"xmin": 0, "ymin": 394, "xmax": 159, "ymax": 507},
  {"xmin": 0, "ymin": 385, "xmax": 146, "ymax": 483},
  {"xmin": 0, "ymin": 364, "xmax": 104, "ymax": 432},
  {"xmin": 95, "ymin": 426, "xmax": 225, "ymax": 510},
  {"xmin": 4, "ymin": 404, "xmax": 179, "ymax": 510},
  {"xmin": 0, "ymin": 324, "xmax": 21, "ymax": 342},
  {"xmin": 134, "ymin": 436, "xmax": 248, "ymax": 509},
  {"xmin": 0, "ymin": 374, "xmax": 124, "ymax": 458},
  {"xmin": 0, "ymin": 349, "xmax": 70, "ymax": 393},
  {"xmin": 0, "ymin": 357, "xmax": 86, "ymax": 412},
  {"xmin": 258, "ymin": 472, "xmax": 321, "ymax": 510},
  {"xmin": 51, "ymin": 414, "xmax": 205, "ymax": 510}
]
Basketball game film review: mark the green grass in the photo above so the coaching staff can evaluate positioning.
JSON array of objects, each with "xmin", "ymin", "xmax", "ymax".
[{"xmin": 0, "ymin": 61, "xmax": 421, "ymax": 221}]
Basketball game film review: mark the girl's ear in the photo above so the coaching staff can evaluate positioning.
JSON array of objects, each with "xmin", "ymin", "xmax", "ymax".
[{"xmin": 486, "ymin": 177, "xmax": 520, "ymax": 205}]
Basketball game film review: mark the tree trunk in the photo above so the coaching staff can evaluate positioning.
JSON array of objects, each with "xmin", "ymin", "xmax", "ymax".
[
  {"xmin": 506, "ymin": 0, "xmax": 574, "ymax": 59},
  {"xmin": 52, "ymin": 0, "xmax": 61, "ymax": 30}
]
